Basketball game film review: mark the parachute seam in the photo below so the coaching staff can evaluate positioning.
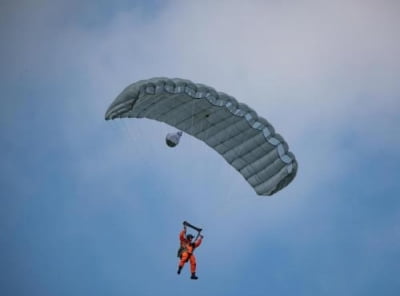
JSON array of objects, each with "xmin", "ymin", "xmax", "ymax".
[
  {"xmin": 238, "ymin": 144, "xmax": 277, "ymax": 173},
  {"xmin": 219, "ymin": 129, "xmax": 261, "ymax": 156},
  {"xmin": 197, "ymin": 113, "xmax": 241, "ymax": 141},
  {"xmin": 246, "ymin": 154, "xmax": 284, "ymax": 185},
  {"xmin": 226, "ymin": 138, "xmax": 276, "ymax": 170},
  {"xmin": 254, "ymin": 164, "xmax": 290, "ymax": 195},
  {"xmin": 248, "ymin": 158, "xmax": 285, "ymax": 186}
]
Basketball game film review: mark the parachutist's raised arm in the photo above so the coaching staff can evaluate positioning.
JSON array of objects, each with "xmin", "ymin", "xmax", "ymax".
[
  {"xmin": 179, "ymin": 228, "xmax": 186, "ymax": 242},
  {"xmin": 194, "ymin": 235, "xmax": 203, "ymax": 248}
]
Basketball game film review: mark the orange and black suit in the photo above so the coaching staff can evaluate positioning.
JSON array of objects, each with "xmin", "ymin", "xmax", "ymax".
[{"xmin": 178, "ymin": 229, "xmax": 202, "ymax": 274}]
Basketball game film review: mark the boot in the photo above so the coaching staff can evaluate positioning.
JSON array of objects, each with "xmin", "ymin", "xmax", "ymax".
[
  {"xmin": 177, "ymin": 266, "xmax": 182, "ymax": 275},
  {"xmin": 190, "ymin": 272, "xmax": 198, "ymax": 280}
]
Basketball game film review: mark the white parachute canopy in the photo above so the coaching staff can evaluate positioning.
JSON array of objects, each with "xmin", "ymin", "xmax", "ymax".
[{"xmin": 105, "ymin": 77, "xmax": 298, "ymax": 196}]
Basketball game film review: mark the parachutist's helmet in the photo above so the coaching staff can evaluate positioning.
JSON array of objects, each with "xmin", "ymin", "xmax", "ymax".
[{"xmin": 186, "ymin": 234, "xmax": 194, "ymax": 241}]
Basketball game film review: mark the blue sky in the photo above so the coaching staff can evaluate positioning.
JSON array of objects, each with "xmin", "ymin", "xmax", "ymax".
[{"xmin": 1, "ymin": 0, "xmax": 400, "ymax": 295}]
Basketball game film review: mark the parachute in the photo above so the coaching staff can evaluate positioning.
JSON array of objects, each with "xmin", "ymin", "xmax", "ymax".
[{"xmin": 105, "ymin": 77, "xmax": 297, "ymax": 196}]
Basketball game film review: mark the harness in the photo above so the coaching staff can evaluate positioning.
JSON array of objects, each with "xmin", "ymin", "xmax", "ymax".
[{"xmin": 177, "ymin": 242, "xmax": 196, "ymax": 258}]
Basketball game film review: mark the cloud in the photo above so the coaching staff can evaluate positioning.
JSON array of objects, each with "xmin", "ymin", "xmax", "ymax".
[
  {"xmin": 43, "ymin": 0, "xmax": 399, "ymax": 249},
  {"xmin": 2, "ymin": 1, "xmax": 400, "ymax": 294}
]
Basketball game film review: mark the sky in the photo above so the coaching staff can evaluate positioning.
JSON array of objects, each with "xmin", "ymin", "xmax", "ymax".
[{"xmin": 1, "ymin": 0, "xmax": 399, "ymax": 295}]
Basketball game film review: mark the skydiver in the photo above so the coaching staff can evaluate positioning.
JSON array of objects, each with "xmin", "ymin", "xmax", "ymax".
[{"xmin": 177, "ymin": 223, "xmax": 203, "ymax": 280}]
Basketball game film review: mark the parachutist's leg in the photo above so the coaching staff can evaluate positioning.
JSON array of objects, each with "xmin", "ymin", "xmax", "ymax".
[
  {"xmin": 188, "ymin": 254, "xmax": 198, "ymax": 279},
  {"xmin": 189, "ymin": 254, "xmax": 197, "ymax": 274},
  {"xmin": 178, "ymin": 252, "xmax": 189, "ymax": 274},
  {"xmin": 190, "ymin": 273, "xmax": 198, "ymax": 280}
]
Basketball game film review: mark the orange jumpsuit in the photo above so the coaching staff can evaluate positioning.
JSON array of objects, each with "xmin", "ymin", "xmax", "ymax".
[{"xmin": 178, "ymin": 229, "xmax": 202, "ymax": 273}]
